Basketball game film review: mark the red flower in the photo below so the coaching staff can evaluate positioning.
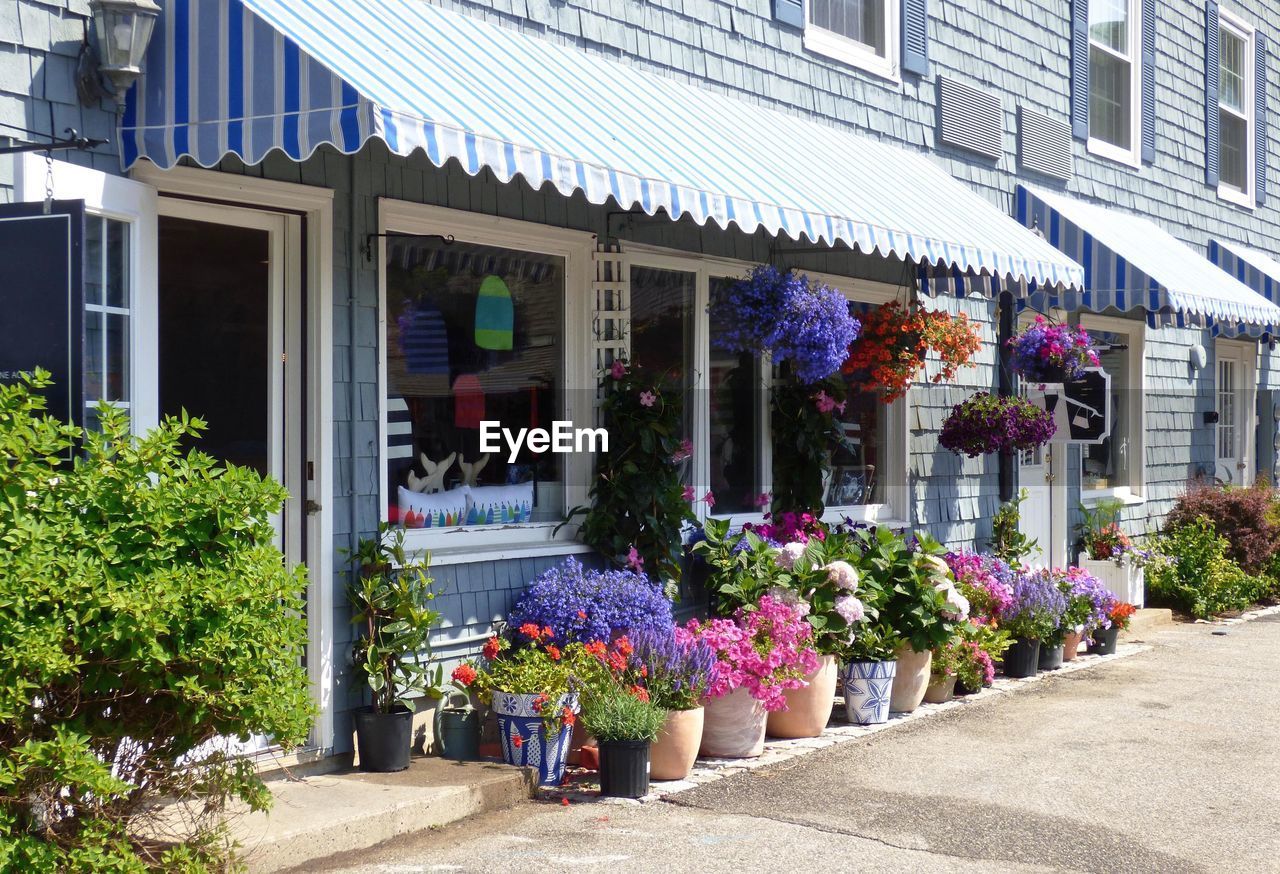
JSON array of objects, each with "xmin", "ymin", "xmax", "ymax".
[
  {"xmin": 512, "ymin": 735, "xmax": 523, "ymax": 748},
  {"xmin": 451, "ymin": 664, "xmax": 477, "ymax": 686},
  {"xmin": 630, "ymin": 685, "xmax": 650, "ymax": 703},
  {"xmin": 541, "ymin": 625, "xmax": 555, "ymax": 640},
  {"xmin": 547, "ymin": 645, "xmax": 562, "ymax": 661},
  {"xmin": 639, "ymin": 665, "xmax": 648, "ymax": 678},
  {"xmin": 532, "ymin": 693, "xmax": 550, "ymax": 713},
  {"xmin": 584, "ymin": 640, "xmax": 607, "ymax": 659},
  {"xmin": 607, "ymin": 651, "xmax": 628, "ymax": 672},
  {"xmin": 561, "ymin": 707, "xmax": 576, "ymax": 726},
  {"xmin": 560, "ymin": 797, "xmax": 570, "ymax": 806},
  {"xmin": 577, "ymin": 610, "xmax": 587, "ymax": 619},
  {"xmin": 519, "ymin": 623, "xmax": 542, "ymax": 640},
  {"xmin": 482, "ymin": 636, "xmax": 501, "ymax": 660},
  {"xmin": 614, "ymin": 635, "xmax": 633, "ymax": 658}
]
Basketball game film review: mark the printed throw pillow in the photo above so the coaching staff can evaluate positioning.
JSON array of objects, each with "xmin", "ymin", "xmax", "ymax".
[{"xmin": 398, "ymin": 485, "xmax": 470, "ymax": 529}]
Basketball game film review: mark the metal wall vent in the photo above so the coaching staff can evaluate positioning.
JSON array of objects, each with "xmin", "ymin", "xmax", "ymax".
[
  {"xmin": 1018, "ymin": 106, "xmax": 1073, "ymax": 180},
  {"xmin": 937, "ymin": 77, "xmax": 1004, "ymax": 160}
]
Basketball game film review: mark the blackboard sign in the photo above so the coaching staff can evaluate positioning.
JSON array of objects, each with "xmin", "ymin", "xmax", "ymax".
[
  {"xmin": 1032, "ymin": 368, "xmax": 1111, "ymax": 445},
  {"xmin": 0, "ymin": 200, "xmax": 84, "ymax": 435}
]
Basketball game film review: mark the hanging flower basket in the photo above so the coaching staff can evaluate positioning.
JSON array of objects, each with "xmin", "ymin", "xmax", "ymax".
[
  {"xmin": 842, "ymin": 302, "xmax": 982, "ymax": 402},
  {"xmin": 1007, "ymin": 315, "xmax": 1099, "ymax": 383},
  {"xmin": 709, "ymin": 265, "xmax": 861, "ymax": 384},
  {"xmin": 938, "ymin": 393, "xmax": 1056, "ymax": 457}
]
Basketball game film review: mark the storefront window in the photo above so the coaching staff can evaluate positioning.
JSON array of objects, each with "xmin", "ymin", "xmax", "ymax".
[
  {"xmin": 826, "ymin": 377, "xmax": 887, "ymax": 508},
  {"xmin": 629, "ymin": 266, "xmax": 695, "ymax": 444},
  {"xmin": 385, "ymin": 237, "xmax": 564, "ymax": 530},
  {"xmin": 1082, "ymin": 328, "xmax": 1132, "ymax": 493},
  {"xmin": 709, "ymin": 276, "xmax": 765, "ymax": 515},
  {"xmin": 83, "ymin": 216, "xmax": 131, "ymax": 429}
]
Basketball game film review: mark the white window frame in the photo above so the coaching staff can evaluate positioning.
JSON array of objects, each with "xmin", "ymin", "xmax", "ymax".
[
  {"xmin": 1086, "ymin": 0, "xmax": 1144, "ymax": 169},
  {"xmin": 1216, "ymin": 9, "xmax": 1257, "ymax": 208},
  {"xmin": 804, "ymin": 0, "xmax": 901, "ymax": 83},
  {"xmin": 1214, "ymin": 338, "xmax": 1258, "ymax": 486},
  {"xmin": 377, "ymin": 199, "xmax": 596, "ymax": 563},
  {"xmin": 623, "ymin": 242, "xmax": 910, "ymax": 531},
  {"xmin": 16, "ymin": 154, "xmax": 159, "ymax": 434},
  {"xmin": 1078, "ymin": 313, "xmax": 1146, "ymax": 506}
]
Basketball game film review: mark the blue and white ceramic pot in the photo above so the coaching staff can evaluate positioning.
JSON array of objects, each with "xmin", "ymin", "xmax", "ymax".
[
  {"xmin": 841, "ymin": 660, "xmax": 897, "ymax": 725},
  {"xmin": 492, "ymin": 691, "xmax": 579, "ymax": 786}
]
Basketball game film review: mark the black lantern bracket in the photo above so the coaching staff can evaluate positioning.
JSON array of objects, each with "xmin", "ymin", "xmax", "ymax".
[
  {"xmin": 363, "ymin": 232, "xmax": 456, "ymax": 263},
  {"xmin": 0, "ymin": 127, "xmax": 109, "ymax": 157}
]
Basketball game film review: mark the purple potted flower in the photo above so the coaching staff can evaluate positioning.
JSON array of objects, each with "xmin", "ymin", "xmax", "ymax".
[
  {"xmin": 629, "ymin": 626, "xmax": 720, "ymax": 781},
  {"xmin": 1007, "ymin": 315, "xmax": 1100, "ymax": 383},
  {"xmin": 938, "ymin": 393, "xmax": 1057, "ymax": 457},
  {"xmin": 506, "ymin": 559, "xmax": 675, "ymax": 645},
  {"xmin": 1000, "ymin": 569, "xmax": 1068, "ymax": 677}
]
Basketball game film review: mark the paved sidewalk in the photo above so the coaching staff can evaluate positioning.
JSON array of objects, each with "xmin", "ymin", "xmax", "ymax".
[{"xmin": 313, "ymin": 613, "xmax": 1280, "ymax": 873}]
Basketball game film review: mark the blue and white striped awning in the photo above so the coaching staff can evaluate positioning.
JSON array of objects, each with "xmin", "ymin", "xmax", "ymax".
[
  {"xmin": 1209, "ymin": 238, "xmax": 1280, "ymax": 306},
  {"xmin": 1016, "ymin": 185, "xmax": 1280, "ymax": 335},
  {"xmin": 121, "ymin": 0, "xmax": 1083, "ymax": 290}
]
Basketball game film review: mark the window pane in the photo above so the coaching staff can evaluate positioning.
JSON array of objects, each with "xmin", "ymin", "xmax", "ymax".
[
  {"xmin": 106, "ymin": 219, "xmax": 128, "ymax": 309},
  {"xmin": 809, "ymin": 0, "xmax": 886, "ymax": 57},
  {"xmin": 1081, "ymin": 330, "xmax": 1129, "ymax": 492},
  {"xmin": 385, "ymin": 237, "xmax": 564, "ymax": 530},
  {"xmin": 1221, "ymin": 110, "xmax": 1249, "ymax": 190},
  {"xmin": 84, "ymin": 310, "xmax": 105, "ymax": 404},
  {"xmin": 85, "ymin": 216, "xmax": 103, "ymax": 306},
  {"xmin": 1089, "ymin": 0, "xmax": 1129, "ymax": 53},
  {"xmin": 106, "ymin": 312, "xmax": 129, "ymax": 403},
  {"xmin": 826, "ymin": 380, "xmax": 887, "ymax": 507},
  {"xmin": 708, "ymin": 276, "xmax": 763, "ymax": 515},
  {"xmin": 1218, "ymin": 360, "xmax": 1236, "ymax": 460},
  {"xmin": 1219, "ymin": 28, "xmax": 1246, "ymax": 112},
  {"xmin": 630, "ymin": 266, "xmax": 696, "ymax": 445},
  {"xmin": 1089, "ymin": 45, "xmax": 1132, "ymax": 149}
]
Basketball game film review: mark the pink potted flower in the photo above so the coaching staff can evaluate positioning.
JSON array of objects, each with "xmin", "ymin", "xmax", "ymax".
[{"xmin": 686, "ymin": 596, "xmax": 819, "ymax": 758}]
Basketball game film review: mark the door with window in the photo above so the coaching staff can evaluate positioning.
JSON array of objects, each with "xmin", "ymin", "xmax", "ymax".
[
  {"xmin": 1017, "ymin": 444, "xmax": 1053, "ymax": 566},
  {"xmin": 157, "ymin": 198, "xmax": 305, "ymax": 754},
  {"xmin": 1216, "ymin": 341, "xmax": 1257, "ymax": 485}
]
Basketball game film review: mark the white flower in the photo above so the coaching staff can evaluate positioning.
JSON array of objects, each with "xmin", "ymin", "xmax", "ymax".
[
  {"xmin": 767, "ymin": 586, "xmax": 811, "ymax": 617},
  {"xmin": 834, "ymin": 594, "xmax": 865, "ymax": 623},
  {"xmin": 921, "ymin": 554, "xmax": 952, "ymax": 579},
  {"xmin": 775, "ymin": 541, "xmax": 807, "ymax": 570},
  {"xmin": 823, "ymin": 560, "xmax": 859, "ymax": 591},
  {"xmin": 941, "ymin": 586, "xmax": 970, "ymax": 621},
  {"xmin": 25, "ymin": 490, "xmax": 36, "ymax": 498}
]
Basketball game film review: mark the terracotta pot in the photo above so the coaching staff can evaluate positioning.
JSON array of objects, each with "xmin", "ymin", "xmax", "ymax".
[
  {"xmin": 649, "ymin": 707, "xmax": 704, "ymax": 780},
  {"xmin": 767, "ymin": 654, "xmax": 838, "ymax": 738},
  {"xmin": 699, "ymin": 688, "xmax": 767, "ymax": 758},
  {"xmin": 1062, "ymin": 629, "xmax": 1085, "ymax": 662},
  {"xmin": 889, "ymin": 644, "xmax": 933, "ymax": 713},
  {"xmin": 923, "ymin": 674, "xmax": 957, "ymax": 704},
  {"xmin": 566, "ymin": 718, "xmax": 594, "ymax": 766}
]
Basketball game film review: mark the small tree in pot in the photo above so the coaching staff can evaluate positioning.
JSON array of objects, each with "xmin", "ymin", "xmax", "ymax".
[
  {"xmin": 349, "ymin": 524, "xmax": 443, "ymax": 772},
  {"xmin": 583, "ymin": 686, "xmax": 667, "ymax": 799}
]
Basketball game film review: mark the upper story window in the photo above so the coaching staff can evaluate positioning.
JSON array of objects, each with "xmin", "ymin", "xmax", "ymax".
[
  {"xmin": 805, "ymin": 0, "xmax": 900, "ymax": 81},
  {"xmin": 1087, "ymin": 0, "xmax": 1142, "ymax": 165},
  {"xmin": 1217, "ymin": 12, "xmax": 1256, "ymax": 205}
]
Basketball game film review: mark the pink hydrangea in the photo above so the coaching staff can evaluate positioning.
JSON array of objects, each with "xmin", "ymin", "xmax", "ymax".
[
  {"xmin": 687, "ymin": 595, "xmax": 820, "ymax": 712},
  {"xmin": 775, "ymin": 542, "xmax": 807, "ymax": 570},
  {"xmin": 834, "ymin": 594, "xmax": 865, "ymax": 623}
]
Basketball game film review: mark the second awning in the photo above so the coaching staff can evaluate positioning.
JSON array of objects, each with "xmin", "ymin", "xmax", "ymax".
[{"xmin": 122, "ymin": 0, "xmax": 1083, "ymax": 290}]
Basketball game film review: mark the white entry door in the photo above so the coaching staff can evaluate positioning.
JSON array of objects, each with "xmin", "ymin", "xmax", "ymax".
[
  {"xmin": 1216, "ymin": 341, "xmax": 1258, "ymax": 485},
  {"xmin": 1018, "ymin": 444, "xmax": 1054, "ymax": 566}
]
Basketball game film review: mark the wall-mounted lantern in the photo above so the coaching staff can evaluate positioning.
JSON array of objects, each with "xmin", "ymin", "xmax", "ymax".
[{"xmin": 77, "ymin": 0, "xmax": 161, "ymax": 108}]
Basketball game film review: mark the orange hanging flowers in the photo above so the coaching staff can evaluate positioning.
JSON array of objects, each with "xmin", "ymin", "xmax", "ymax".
[{"xmin": 843, "ymin": 301, "xmax": 982, "ymax": 402}]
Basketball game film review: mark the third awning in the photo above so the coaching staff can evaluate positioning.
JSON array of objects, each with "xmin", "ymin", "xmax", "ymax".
[{"xmin": 121, "ymin": 0, "xmax": 1083, "ymax": 291}]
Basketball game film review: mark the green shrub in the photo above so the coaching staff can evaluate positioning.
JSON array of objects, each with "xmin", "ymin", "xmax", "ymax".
[
  {"xmin": 0, "ymin": 372, "xmax": 313, "ymax": 871},
  {"xmin": 1146, "ymin": 518, "xmax": 1264, "ymax": 619},
  {"xmin": 1164, "ymin": 482, "xmax": 1280, "ymax": 575}
]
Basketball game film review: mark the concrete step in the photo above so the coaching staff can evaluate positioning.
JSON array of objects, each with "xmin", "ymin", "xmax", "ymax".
[
  {"xmin": 1121, "ymin": 607, "xmax": 1173, "ymax": 638},
  {"xmin": 236, "ymin": 757, "xmax": 534, "ymax": 872}
]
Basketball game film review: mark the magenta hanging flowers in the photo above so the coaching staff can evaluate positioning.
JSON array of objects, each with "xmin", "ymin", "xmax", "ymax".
[
  {"xmin": 1007, "ymin": 315, "xmax": 1099, "ymax": 383},
  {"xmin": 939, "ymin": 393, "xmax": 1056, "ymax": 457}
]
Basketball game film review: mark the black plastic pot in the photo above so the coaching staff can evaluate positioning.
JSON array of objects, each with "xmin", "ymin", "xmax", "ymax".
[
  {"xmin": 597, "ymin": 739, "xmax": 650, "ymax": 799},
  {"xmin": 1091, "ymin": 625, "xmax": 1120, "ymax": 656},
  {"xmin": 954, "ymin": 677, "xmax": 981, "ymax": 696},
  {"xmin": 1003, "ymin": 637, "xmax": 1041, "ymax": 678},
  {"xmin": 1038, "ymin": 642, "xmax": 1065, "ymax": 671},
  {"xmin": 354, "ymin": 705, "xmax": 413, "ymax": 772}
]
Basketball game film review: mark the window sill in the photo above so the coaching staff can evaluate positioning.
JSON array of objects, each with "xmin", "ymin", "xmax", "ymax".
[
  {"xmin": 397, "ymin": 522, "xmax": 590, "ymax": 565},
  {"xmin": 1086, "ymin": 137, "xmax": 1143, "ymax": 170},
  {"xmin": 803, "ymin": 26, "xmax": 900, "ymax": 83},
  {"xmin": 1080, "ymin": 488, "xmax": 1146, "ymax": 508},
  {"xmin": 1217, "ymin": 184, "xmax": 1256, "ymax": 210}
]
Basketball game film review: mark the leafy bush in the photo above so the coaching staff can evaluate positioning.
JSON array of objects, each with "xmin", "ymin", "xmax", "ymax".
[
  {"xmin": 1147, "ymin": 519, "xmax": 1264, "ymax": 619},
  {"xmin": 506, "ymin": 559, "xmax": 674, "ymax": 646},
  {"xmin": 0, "ymin": 372, "xmax": 312, "ymax": 871},
  {"xmin": 1163, "ymin": 482, "xmax": 1280, "ymax": 576},
  {"xmin": 582, "ymin": 687, "xmax": 667, "ymax": 743}
]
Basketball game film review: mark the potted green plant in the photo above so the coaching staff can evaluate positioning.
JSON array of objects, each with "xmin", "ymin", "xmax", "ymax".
[
  {"xmin": 348, "ymin": 524, "xmax": 444, "ymax": 772},
  {"xmin": 584, "ymin": 685, "xmax": 668, "ymax": 798},
  {"xmin": 629, "ymin": 627, "xmax": 719, "ymax": 781}
]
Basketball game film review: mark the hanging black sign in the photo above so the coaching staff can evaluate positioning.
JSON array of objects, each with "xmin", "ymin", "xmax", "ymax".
[
  {"xmin": 1033, "ymin": 368, "xmax": 1111, "ymax": 445},
  {"xmin": 0, "ymin": 200, "xmax": 85, "ymax": 436}
]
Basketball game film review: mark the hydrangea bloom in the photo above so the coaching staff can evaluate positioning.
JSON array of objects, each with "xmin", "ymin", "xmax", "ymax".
[
  {"xmin": 709, "ymin": 265, "xmax": 861, "ymax": 384},
  {"xmin": 834, "ymin": 594, "xmax": 865, "ymax": 623},
  {"xmin": 688, "ymin": 595, "xmax": 820, "ymax": 711},
  {"xmin": 823, "ymin": 560, "xmax": 859, "ymax": 591},
  {"xmin": 775, "ymin": 542, "xmax": 808, "ymax": 570},
  {"xmin": 945, "ymin": 550, "xmax": 1017, "ymax": 621},
  {"xmin": 507, "ymin": 559, "xmax": 674, "ymax": 646}
]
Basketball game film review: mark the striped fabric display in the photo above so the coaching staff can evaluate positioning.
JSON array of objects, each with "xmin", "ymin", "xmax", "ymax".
[
  {"xmin": 1016, "ymin": 185, "xmax": 1280, "ymax": 337},
  {"xmin": 121, "ymin": 0, "xmax": 1083, "ymax": 291},
  {"xmin": 398, "ymin": 303, "xmax": 450, "ymax": 374},
  {"xmin": 386, "ymin": 395, "xmax": 413, "ymax": 460}
]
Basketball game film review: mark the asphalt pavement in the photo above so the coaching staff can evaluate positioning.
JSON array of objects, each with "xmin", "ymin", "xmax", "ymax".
[{"xmin": 311, "ymin": 615, "xmax": 1280, "ymax": 874}]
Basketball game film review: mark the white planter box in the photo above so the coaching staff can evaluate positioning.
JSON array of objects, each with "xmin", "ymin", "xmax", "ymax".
[{"xmin": 1077, "ymin": 555, "xmax": 1145, "ymax": 607}]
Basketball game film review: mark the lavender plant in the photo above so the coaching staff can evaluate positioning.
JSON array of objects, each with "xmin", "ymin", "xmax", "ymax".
[
  {"xmin": 1002, "ymin": 569, "xmax": 1068, "ymax": 641},
  {"xmin": 629, "ymin": 626, "xmax": 720, "ymax": 711}
]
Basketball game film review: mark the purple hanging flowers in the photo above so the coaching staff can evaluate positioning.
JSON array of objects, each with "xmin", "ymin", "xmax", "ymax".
[
  {"xmin": 938, "ymin": 393, "xmax": 1056, "ymax": 457},
  {"xmin": 1007, "ymin": 315, "xmax": 1100, "ymax": 382},
  {"xmin": 710, "ymin": 265, "xmax": 861, "ymax": 384}
]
